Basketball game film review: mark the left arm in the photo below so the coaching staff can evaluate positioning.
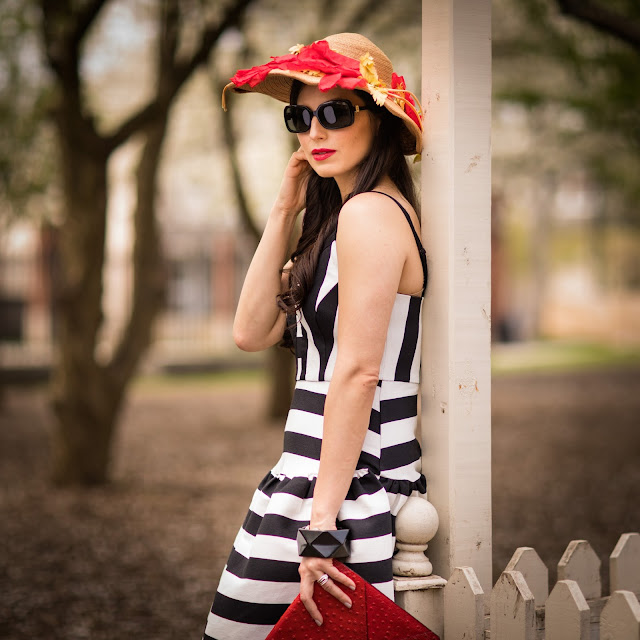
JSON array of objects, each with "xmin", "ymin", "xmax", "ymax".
[{"xmin": 298, "ymin": 193, "xmax": 409, "ymax": 625}]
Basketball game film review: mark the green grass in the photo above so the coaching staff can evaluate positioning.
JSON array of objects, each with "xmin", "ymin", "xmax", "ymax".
[
  {"xmin": 133, "ymin": 366, "xmax": 267, "ymax": 391},
  {"xmin": 492, "ymin": 340, "xmax": 640, "ymax": 375}
]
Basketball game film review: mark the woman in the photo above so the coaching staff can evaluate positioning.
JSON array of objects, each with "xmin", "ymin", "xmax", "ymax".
[{"xmin": 204, "ymin": 33, "xmax": 427, "ymax": 640}]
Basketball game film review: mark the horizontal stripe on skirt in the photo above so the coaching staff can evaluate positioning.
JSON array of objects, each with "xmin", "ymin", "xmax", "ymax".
[
  {"xmin": 221, "ymin": 551, "xmax": 394, "ymax": 591},
  {"xmin": 204, "ymin": 611, "xmax": 273, "ymax": 640}
]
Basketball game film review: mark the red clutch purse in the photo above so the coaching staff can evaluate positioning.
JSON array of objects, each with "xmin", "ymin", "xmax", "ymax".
[{"xmin": 265, "ymin": 562, "xmax": 439, "ymax": 640}]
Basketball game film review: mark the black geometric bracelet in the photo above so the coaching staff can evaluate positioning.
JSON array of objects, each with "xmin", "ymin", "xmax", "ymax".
[{"xmin": 296, "ymin": 527, "xmax": 351, "ymax": 558}]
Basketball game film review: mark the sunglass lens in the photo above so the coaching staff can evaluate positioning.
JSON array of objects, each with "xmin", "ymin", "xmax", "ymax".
[
  {"xmin": 284, "ymin": 106, "xmax": 309, "ymax": 133},
  {"xmin": 322, "ymin": 104, "xmax": 338, "ymax": 126},
  {"xmin": 319, "ymin": 101, "xmax": 352, "ymax": 129},
  {"xmin": 301, "ymin": 108, "xmax": 312, "ymax": 129}
]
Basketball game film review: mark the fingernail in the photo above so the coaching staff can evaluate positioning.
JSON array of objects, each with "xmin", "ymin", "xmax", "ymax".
[
  {"xmin": 344, "ymin": 601, "xmax": 352, "ymax": 609},
  {"xmin": 349, "ymin": 584, "xmax": 356, "ymax": 591},
  {"xmin": 315, "ymin": 619, "xmax": 322, "ymax": 626}
]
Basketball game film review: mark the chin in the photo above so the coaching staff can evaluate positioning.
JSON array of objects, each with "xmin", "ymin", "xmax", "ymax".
[{"xmin": 313, "ymin": 168, "xmax": 338, "ymax": 179}]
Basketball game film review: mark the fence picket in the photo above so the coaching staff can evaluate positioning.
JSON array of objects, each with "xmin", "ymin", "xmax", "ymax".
[
  {"xmin": 490, "ymin": 570, "xmax": 536, "ymax": 640},
  {"xmin": 545, "ymin": 579, "xmax": 590, "ymax": 640},
  {"xmin": 600, "ymin": 590, "xmax": 640, "ymax": 640},
  {"xmin": 558, "ymin": 540, "xmax": 602, "ymax": 600},
  {"xmin": 610, "ymin": 533, "xmax": 640, "ymax": 594},
  {"xmin": 444, "ymin": 566, "xmax": 484, "ymax": 639},
  {"xmin": 505, "ymin": 546, "xmax": 549, "ymax": 606}
]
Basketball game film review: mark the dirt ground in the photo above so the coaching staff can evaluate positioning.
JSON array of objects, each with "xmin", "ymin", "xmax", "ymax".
[{"xmin": 1, "ymin": 366, "xmax": 639, "ymax": 639}]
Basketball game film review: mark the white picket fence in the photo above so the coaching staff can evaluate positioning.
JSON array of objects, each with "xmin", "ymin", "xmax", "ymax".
[{"xmin": 444, "ymin": 533, "xmax": 640, "ymax": 639}]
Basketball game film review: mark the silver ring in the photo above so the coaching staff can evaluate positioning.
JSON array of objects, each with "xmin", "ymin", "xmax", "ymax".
[{"xmin": 316, "ymin": 573, "xmax": 330, "ymax": 587}]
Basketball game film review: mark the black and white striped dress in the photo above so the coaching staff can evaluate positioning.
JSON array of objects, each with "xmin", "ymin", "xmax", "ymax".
[{"xmin": 203, "ymin": 193, "xmax": 428, "ymax": 640}]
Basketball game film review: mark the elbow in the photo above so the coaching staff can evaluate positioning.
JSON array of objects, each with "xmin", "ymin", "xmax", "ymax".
[
  {"xmin": 336, "ymin": 363, "xmax": 380, "ymax": 391},
  {"xmin": 232, "ymin": 326, "xmax": 262, "ymax": 352},
  {"xmin": 353, "ymin": 369, "xmax": 381, "ymax": 391}
]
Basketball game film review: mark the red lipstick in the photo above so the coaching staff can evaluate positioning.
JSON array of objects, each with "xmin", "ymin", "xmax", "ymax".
[{"xmin": 312, "ymin": 148, "xmax": 336, "ymax": 161}]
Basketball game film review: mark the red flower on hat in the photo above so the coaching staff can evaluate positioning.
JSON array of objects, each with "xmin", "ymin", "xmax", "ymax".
[
  {"xmin": 391, "ymin": 73, "xmax": 422, "ymax": 131},
  {"xmin": 230, "ymin": 40, "xmax": 367, "ymax": 92}
]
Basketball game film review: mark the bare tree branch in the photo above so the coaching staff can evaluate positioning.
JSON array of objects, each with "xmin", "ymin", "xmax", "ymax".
[
  {"xmin": 343, "ymin": 0, "xmax": 387, "ymax": 34},
  {"xmin": 158, "ymin": 0, "xmax": 180, "ymax": 79},
  {"xmin": 104, "ymin": 0, "xmax": 255, "ymax": 151},
  {"xmin": 173, "ymin": 0, "xmax": 254, "ymax": 81},
  {"xmin": 215, "ymin": 79, "xmax": 261, "ymax": 244},
  {"xmin": 556, "ymin": 0, "xmax": 640, "ymax": 52},
  {"xmin": 70, "ymin": 0, "xmax": 108, "ymax": 52},
  {"xmin": 40, "ymin": 1, "xmax": 104, "ymax": 150},
  {"xmin": 41, "ymin": 2, "xmax": 74, "ymax": 76}
]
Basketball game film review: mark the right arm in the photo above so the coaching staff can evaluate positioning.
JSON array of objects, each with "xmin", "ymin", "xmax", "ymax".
[{"xmin": 232, "ymin": 148, "xmax": 311, "ymax": 351}]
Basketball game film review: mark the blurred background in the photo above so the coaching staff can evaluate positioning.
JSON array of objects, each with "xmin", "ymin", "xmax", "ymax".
[{"xmin": 0, "ymin": 0, "xmax": 638, "ymax": 638}]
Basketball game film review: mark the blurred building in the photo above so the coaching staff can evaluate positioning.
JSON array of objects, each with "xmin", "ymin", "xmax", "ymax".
[
  {"xmin": 0, "ymin": 213, "xmax": 253, "ymax": 378},
  {"xmin": 492, "ymin": 102, "xmax": 640, "ymax": 347}
]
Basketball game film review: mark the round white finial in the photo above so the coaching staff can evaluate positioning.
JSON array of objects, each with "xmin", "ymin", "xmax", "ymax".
[{"xmin": 392, "ymin": 496, "xmax": 439, "ymax": 577}]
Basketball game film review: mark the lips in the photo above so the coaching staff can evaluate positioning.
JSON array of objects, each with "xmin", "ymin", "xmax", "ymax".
[{"xmin": 311, "ymin": 148, "xmax": 336, "ymax": 161}]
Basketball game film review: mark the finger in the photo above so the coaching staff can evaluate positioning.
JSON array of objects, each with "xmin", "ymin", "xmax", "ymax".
[
  {"xmin": 321, "ymin": 576, "xmax": 353, "ymax": 608},
  {"xmin": 300, "ymin": 581, "xmax": 323, "ymax": 627},
  {"xmin": 328, "ymin": 566, "xmax": 357, "ymax": 592},
  {"xmin": 287, "ymin": 152, "xmax": 310, "ymax": 176},
  {"xmin": 291, "ymin": 148, "xmax": 307, "ymax": 162}
]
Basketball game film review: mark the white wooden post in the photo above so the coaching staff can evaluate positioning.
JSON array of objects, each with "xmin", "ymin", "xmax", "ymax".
[
  {"xmin": 558, "ymin": 540, "xmax": 602, "ymax": 600},
  {"xmin": 610, "ymin": 533, "xmax": 640, "ymax": 593},
  {"xmin": 420, "ymin": 0, "xmax": 493, "ymax": 595},
  {"xmin": 490, "ymin": 570, "xmax": 536, "ymax": 640},
  {"xmin": 505, "ymin": 546, "xmax": 549, "ymax": 606},
  {"xmin": 600, "ymin": 591, "xmax": 640, "ymax": 640},
  {"xmin": 393, "ymin": 498, "xmax": 447, "ymax": 637},
  {"xmin": 444, "ymin": 566, "xmax": 485, "ymax": 638},
  {"xmin": 545, "ymin": 580, "xmax": 591, "ymax": 640}
]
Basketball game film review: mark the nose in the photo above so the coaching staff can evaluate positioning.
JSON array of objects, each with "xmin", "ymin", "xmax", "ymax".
[{"xmin": 308, "ymin": 114, "xmax": 326, "ymax": 140}]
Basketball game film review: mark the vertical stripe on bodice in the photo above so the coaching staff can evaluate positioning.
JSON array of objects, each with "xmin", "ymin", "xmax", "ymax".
[{"xmin": 289, "ymin": 235, "xmax": 423, "ymax": 384}]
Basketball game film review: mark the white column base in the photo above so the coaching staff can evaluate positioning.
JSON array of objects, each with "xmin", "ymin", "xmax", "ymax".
[{"xmin": 394, "ymin": 575, "xmax": 447, "ymax": 638}]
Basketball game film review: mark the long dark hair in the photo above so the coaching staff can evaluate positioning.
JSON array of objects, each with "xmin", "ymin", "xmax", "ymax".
[{"xmin": 278, "ymin": 81, "xmax": 419, "ymax": 318}]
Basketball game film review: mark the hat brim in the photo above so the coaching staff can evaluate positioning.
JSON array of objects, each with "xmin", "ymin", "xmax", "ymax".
[{"xmin": 223, "ymin": 69, "xmax": 422, "ymax": 156}]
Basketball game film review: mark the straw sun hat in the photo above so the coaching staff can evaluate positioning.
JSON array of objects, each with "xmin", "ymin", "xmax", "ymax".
[{"xmin": 222, "ymin": 33, "xmax": 423, "ymax": 156}]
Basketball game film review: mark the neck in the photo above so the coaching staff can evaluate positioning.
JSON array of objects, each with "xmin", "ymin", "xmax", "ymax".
[
  {"xmin": 336, "ymin": 173, "xmax": 395, "ymax": 201},
  {"xmin": 336, "ymin": 173, "xmax": 356, "ymax": 201}
]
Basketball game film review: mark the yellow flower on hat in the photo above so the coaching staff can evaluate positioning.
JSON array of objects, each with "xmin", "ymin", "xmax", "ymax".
[
  {"xmin": 359, "ymin": 52, "xmax": 388, "ymax": 106},
  {"xmin": 359, "ymin": 53, "xmax": 378, "ymax": 84},
  {"xmin": 289, "ymin": 43, "xmax": 305, "ymax": 55},
  {"xmin": 368, "ymin": 85, "xmax": 387, "ymax": 107}
]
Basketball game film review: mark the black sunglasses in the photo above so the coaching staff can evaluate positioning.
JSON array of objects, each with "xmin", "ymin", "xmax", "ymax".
[{"xmin": 284, "ymin": 99, "xmax": 369, "ymax": 133}]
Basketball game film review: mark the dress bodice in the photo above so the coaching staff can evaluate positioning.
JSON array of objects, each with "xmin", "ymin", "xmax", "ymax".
[{"xmin": 288, "ymin": 233, "xmax": 423, "ymax": 384}]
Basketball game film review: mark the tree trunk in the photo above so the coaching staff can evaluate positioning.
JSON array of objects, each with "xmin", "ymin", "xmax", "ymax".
[
  {"xmin": 51, "ymin": 372, "xmax": 121, "ymax": 485},
  {"xmin": 266, "ymin": 346, "xmax": 295, "ymax": 420},
  {"xmin": 50, "ymin": 133, "xmax": 115, "ymax": 483},
  {"xmin": 50, "ymin": 114, "xmax": 167, "ymax": 485}
]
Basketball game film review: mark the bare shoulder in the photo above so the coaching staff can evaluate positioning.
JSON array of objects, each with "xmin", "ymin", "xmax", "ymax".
[{"xmin": 337, "ymin": 192, "xmax": 409, "ymax": 243}]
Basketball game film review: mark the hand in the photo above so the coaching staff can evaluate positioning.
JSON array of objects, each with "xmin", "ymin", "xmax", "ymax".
[
  {"xmin": 298, "ymin": 556, "xmax": 356, "ymax": 627},
  {"xmin": 273, "ymin": 147, "xmax": 312, "ymax": 217}
]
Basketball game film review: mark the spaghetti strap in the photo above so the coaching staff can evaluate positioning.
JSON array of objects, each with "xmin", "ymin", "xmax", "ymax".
[{"xmin": 371, "ymin": 191, "xmax": 428, "ymax": 293}]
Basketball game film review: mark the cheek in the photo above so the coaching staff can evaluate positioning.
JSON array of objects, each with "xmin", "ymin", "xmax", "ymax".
[
  {"xmin": 346, "ymin": 127, "xmax": 374, "ymax": 158},
  {"xmin": 353, "ymin": 118, "xmax": 376, "ymax": 150}
]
